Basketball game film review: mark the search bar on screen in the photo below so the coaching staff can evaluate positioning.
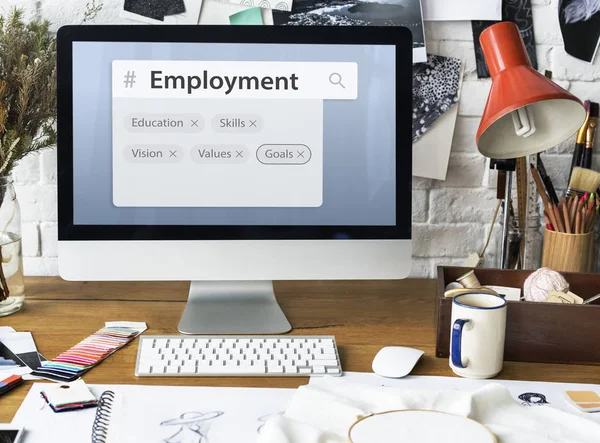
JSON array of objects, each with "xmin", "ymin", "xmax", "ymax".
[{"xmin": 113, "ymin": 60, "xmax": 358, "ymax": 100}]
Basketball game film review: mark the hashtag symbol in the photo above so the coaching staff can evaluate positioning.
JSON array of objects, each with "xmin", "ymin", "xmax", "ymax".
[{"xmin": 123, "ymin": 71, "xmax": 136, "ymax": 88}]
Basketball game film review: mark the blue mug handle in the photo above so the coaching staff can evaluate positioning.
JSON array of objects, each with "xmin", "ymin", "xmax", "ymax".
[{"xmin": 451, "ymin": 319, "xmax": 470, "ymax": 369}]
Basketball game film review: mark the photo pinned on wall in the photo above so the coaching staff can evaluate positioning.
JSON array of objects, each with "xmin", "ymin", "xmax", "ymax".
[
  {"xmin": 219, "ymin": 0, "xmax": 294, "ymax": 12},
  {"xmin": 559, "ymin": 0, "xmax": 600, "ymax": 63},
  {"xmin": 272, "ymin": 0, "xmax": 427, "ymax": 63},
  {"xmin": 120, "ymin": 0, "xmax": 204, "ymax": 24},
  {"xmin": 412, "ymin": 56, "xmax": 464, "ymax": 180},
  {"xmin": 472, "ymin": 0, "xmax": 537, "ymax": 78},
  {"xmin": 421, "ymin": 0, "xmax": 502, "ymax": 21},
  {"xmin": 229, "ymin": 7, "xmax": 265, "ymax": 24},
  {"xmin": 412, "ymin": 55, "xmax": 461, "ymax": 142}
]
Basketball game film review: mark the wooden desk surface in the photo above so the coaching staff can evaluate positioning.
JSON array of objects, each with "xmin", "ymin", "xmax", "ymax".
[{"xmin": 2, "ymin": 277, "xmax": 600, "ymax": 422}]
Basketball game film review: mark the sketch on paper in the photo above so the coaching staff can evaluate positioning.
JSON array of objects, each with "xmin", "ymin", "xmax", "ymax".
[
  {"xmin": 161, "ymin": 411, "xmax": 224, "ymax": 443},
  {"xmin": 257, "ymin": 412, "xmax": 285, "ymax": 433},
  {"xmin": 559, "ymin": 0, "xmax": 600, "ymax": 63},
  {"xmin": 518, "ymin": 392, "xmax": 550, "ymax": 406}
]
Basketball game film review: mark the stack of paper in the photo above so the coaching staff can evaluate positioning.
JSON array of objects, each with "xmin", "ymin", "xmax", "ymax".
[{"xmin": 0, "ymin": 326, "xmax": 44, "ymax": 379}]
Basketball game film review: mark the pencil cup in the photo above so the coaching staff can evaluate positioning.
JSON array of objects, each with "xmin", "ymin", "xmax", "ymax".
[{"xmin": 542, "ymin": 229, "xmax": 595, "ymax": 273}]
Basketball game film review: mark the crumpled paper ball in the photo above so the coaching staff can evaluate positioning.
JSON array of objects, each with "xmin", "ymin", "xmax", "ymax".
[{"xmin": 523, "ymin": 268, "xmax": 569, "ymax": 302}]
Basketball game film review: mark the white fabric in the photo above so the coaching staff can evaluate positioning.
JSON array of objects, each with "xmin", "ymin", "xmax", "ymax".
[{"xmin": 257, "ymin": 378, "xmax": 600, "ymax": 443}]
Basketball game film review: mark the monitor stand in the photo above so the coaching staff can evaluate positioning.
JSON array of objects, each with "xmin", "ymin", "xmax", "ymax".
[{"xmin": 178, "ymin": 281, "xmax": 292, "ymax": 335}]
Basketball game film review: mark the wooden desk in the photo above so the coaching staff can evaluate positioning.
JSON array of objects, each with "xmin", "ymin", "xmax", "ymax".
[{"xmin": 2, "ymin": 277, "xmax": 600, "ymax": 422}]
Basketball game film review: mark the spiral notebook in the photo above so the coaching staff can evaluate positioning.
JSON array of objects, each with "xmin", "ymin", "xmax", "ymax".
[
  {"xmin": 12, "ymin": 383, "xmax": 295, "ymax": 443},
  {"xmin": 92, "ymin": 391, "xmax": 119, "ymax": 443}
]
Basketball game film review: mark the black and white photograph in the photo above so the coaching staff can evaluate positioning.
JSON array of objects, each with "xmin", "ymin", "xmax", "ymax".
[
  {"xmin": 472, "ymin": 0, "xmax": 537, "ymax": 78},
  {"xmin": 273, "ymin": 0, "xmax": 427, "ymax": 62},
  {"xmin": 0, "ymin": 429, "xmax": 23, "ymax": 443},
  {"xmin": 559, "ymin": 0, "xmax": 600, "ymax": 63},
  {"xmin": 0, "ymin": 341, "xmax": 28, "ymax": 375}
]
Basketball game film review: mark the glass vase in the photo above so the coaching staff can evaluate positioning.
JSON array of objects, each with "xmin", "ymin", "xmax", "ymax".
[
  {"xmin": 0, "ymin": 176, "xmax": 24, "ymax": 316},
  {"xmin": 494, "ymin": 210, "xmax": 542, "ymax": 270}
]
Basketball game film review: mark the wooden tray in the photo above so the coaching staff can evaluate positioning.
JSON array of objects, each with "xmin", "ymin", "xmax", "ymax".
[{"xmin": 436, "ymin": 266, "xmax": 600, "ymax": 365}]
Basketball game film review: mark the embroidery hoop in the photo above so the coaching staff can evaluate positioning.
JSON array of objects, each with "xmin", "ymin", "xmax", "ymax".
[{"xmin": 347, "ymin": 409, "xmax": 498, "ymax": 443}]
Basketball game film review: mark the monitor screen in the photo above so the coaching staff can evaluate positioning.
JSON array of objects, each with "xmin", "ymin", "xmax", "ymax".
[{"xmin": 71, "ymin": 41, "xmax": 397, "ymax": 227}]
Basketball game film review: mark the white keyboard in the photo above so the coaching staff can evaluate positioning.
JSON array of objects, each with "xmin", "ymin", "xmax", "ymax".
[{"xmin": 135, "ymin": 335, "xmax": 342, "ymax": 377}]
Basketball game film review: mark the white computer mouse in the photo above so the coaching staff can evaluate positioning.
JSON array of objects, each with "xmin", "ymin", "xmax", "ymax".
[{"xmin": 372, "ymin": 346, "xmax": 424, "ymax": 378}]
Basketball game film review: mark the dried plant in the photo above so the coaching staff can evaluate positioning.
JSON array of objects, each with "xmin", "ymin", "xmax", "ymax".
[
  {"xmin": 0, "ymin": 7, "xmax": 57, "ymax": 177},
  {"xmin": 82, "ymin": 0, "xmax": 104, "ymax": 24},
  {"xmin": 0, "ymin": 8, "xmax": 56, "ymax": 301}
]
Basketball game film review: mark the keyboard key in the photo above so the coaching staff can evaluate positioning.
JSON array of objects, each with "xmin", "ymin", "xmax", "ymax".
[
  {"xmin": 141, "ymin": 348, "xmax": 161, "ymax": 358},
  {"xmin": 299, "ymin": 368, "xmax": 312, "ymax": 374},
  {"xmin": 313, "ymin": 366, "xmax": 326, "ymax": 374},
  {"xmin": 315, "ymin": 353, "xmax": 337, "ymax": 360},
  {"xmin": 166, "ymin": 366, "xmax": 179, "ymax": 374},
  {"xmin": 327, "ymin": 368, "xmax": 341, "ymax": 374},
  {"xmin": 317, "ymin": 360, "xmax": 338, "ymax": 367},
  {"xmin": 267, "ymin": 365, "xmax": 284, "ymax": 374},
  {"xmin": 138, "ymin": 363, "xmax": 151, "ymax": 374},
  {"xmin": 197, "ymin": 366, "xmax": 266, "ymax": 375},
  {"xmin": 151, "ymin": 365, "xmax": 166, "ymax": 374},
  {"xmin": 141, "ymin": 340, "xmax": 155, "ymax": 350},
  {"xmin": 285, "ymin": 366, "xmax": 297, "ymax": 374}
]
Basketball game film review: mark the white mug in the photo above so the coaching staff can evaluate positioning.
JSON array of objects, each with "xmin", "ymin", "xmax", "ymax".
[{"xmin": 449, "ymin": 292, "xmax": 507, "ymax": 379}]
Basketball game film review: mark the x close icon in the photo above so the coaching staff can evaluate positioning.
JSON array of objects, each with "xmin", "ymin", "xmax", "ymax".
[
  {"xmin": 169, "ymin": 150, "xmax": 177, "ymax": 158},
  {"xmin": 297, "ymin": 151, "xmax": 305, "ymax": 159},
  {"xmin": 191, "ymin": 120, "xmax": 199, "ymax": 127},
  {"xmin": 236, "ymin": 151, "xmax": 244, "ymax": 158},
  {"xmin": 249, "ymin": 120, "xmax": 257, "ymax": 128}
]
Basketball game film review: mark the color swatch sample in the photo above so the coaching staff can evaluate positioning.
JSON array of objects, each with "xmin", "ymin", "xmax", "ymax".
[
  {"xmin": 31, "ymin": 322, "xmax": 147, "ymax": 382},
  {"xmin": 229, "ymin": 7, "xmax": 264, "ymax": 25},
  {"xmin": 565, "ymin": 391, "xmax": 600, "ymax": 412},
  {"xmin": 41, "ymin": 380, "xmax": 98, "ymax": 413},
  {"xmin": 0, "ymin": 374, "xmax": 22, "ymax": 396}
]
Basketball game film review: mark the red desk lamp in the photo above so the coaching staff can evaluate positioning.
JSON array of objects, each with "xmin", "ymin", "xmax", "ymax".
[
  {"xmin": 476, "ymin": 22, "xmax": 586, "ymax": 159},
  {"xmin": 476, "ymin": 22, "xmax": 586, "ymax": 268}
]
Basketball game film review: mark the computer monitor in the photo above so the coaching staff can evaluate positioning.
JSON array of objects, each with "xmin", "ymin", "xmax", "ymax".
[{"xmin": 56, "ymin": 25, "xmax": 413, "ymax": 335}]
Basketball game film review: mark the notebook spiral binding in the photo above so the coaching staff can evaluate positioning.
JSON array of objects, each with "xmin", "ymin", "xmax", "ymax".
[{"xmin": 91, "ymin": 390, "xmax": 116, "ymax": 443}]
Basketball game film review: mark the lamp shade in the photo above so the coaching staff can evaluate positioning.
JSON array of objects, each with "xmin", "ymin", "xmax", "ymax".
[{"xmin": 476, "ymin": 22, "xmax": 586, "ymax": 159}]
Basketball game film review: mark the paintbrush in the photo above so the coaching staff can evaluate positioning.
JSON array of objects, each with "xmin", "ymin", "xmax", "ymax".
[
  {"xmin": 531, "ymin": 164, "xmax": 560, "ymax": 230},
  {"xmin": 537, "ymin": 154, "xmax": 559, "ymax": 205},
  {"xmin": 569, "ymin": 101, "xmax": 591, "ymax": 185},
  {"xmin": 567, "ymin": 167, "xmax": 600, "ymax": 198},
  {"xmin": 583, "ymin": 102, "xmax": 599, "ymax": 169}
]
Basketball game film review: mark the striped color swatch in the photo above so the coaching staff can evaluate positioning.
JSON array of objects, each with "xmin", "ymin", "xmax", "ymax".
[{"xmin": 31, "ymin": 322, "xmax": 147, "ymax": 382}]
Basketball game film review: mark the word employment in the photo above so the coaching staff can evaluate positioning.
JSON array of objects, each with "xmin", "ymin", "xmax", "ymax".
[{"xmin": 150, "ymin": 71, "xmax": 300, "ymax": 95}]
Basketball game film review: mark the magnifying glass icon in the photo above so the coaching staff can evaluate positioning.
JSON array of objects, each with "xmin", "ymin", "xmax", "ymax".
[{"xmin": 329, "ymin": 72, "xmax": 345, "ymax": 89}]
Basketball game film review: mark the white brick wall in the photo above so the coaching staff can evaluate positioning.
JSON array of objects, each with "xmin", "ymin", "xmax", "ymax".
[{"xmin": 4, "ymin": 0, "xmax": 600, "ymax": 277}]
